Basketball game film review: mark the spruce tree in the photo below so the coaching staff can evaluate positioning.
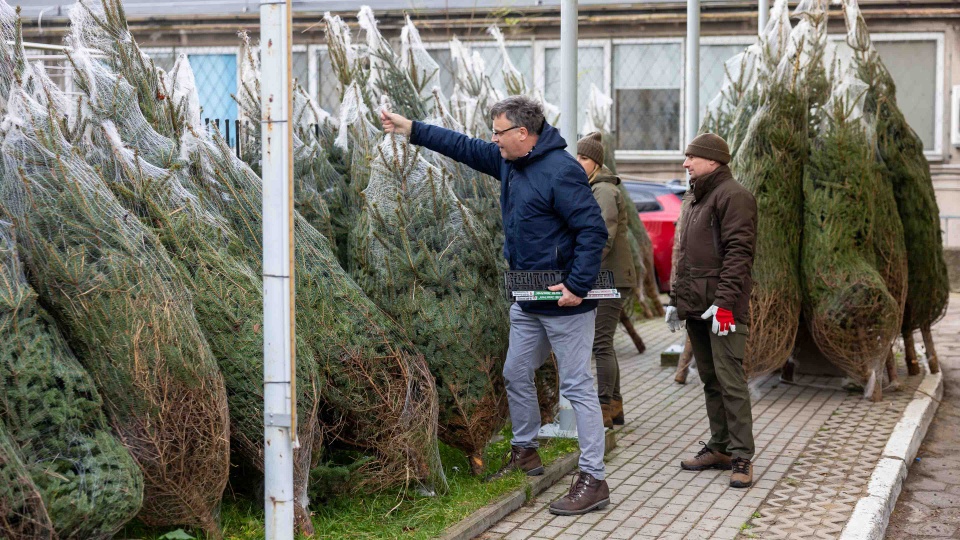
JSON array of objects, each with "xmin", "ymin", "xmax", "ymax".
[
  {"xmin": 0, "ymin": 224, "xmax": 143, "ymax": 539},
  {"xmin": 350, "ymin": 134, "xmax": 509, "ymax": 473},
  {"xmin": 0, "ymin": 79, "xmax": 229, "ymax": 534},
  {"xmin": 843, "ymin": 0, "xmax": 948, "ymax": 354}
]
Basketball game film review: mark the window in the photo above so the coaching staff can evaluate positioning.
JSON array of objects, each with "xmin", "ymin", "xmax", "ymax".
[
  {"xmin": 544, "ymin": 45, "xmax": 604, "ymax": 134},
  {"xmin": 699, "ymin": 42, "xmax": 751, "ymax": 127},
  {"xmin": 874, "ymin": 40, "xmax": 938, "ymax": 151},
  {"xmin": 188, "ymin": 53, "xmax": 238, "ymax": 125},
  {"xmin": 613, "ymin": 42, "xmax": 683, "ymax": 152},
  {"xmin": 315, "ymin": 48, "xmax": 340, "ymax": 113},
  {"xmin": 292, "ymin": 50, "xmax": 309, "ymax": 90},
  {"xmin": 829, "ymin": 34, "xmax": 944, "ymax": 156},
  {"xmin": 427, "ymin": 43, "xmax": 533, "ymax": 100},
  {"xmin": 427, "ymin": 48, "xmax": 456, "ymax": 98}
]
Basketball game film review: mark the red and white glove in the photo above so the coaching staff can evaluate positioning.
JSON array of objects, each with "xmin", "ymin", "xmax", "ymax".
[{"xmin": 701, "ymin": 305, "xmax": 736, "ymax": 336}]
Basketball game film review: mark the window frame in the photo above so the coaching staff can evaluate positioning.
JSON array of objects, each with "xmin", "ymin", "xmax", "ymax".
[
  {"xmin": 141, "ymin": 45, "xmax": 243, "ymax": 122},
  {"xmin": 610, "ymin": 36, "xmax": 685, "ymax": 161}
]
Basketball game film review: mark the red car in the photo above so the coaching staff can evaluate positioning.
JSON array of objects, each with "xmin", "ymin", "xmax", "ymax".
[{"xmin": 621, "ymin": 179, "xmax": 686, "ymax": 293}]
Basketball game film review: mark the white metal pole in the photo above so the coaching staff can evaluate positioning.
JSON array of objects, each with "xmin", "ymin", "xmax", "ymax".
[
  {"xmin": 558, "ymin": 0, "xmax": 579, "ymax": 435},
  {"xmin": 261, "ymin": 1, "xmax": 296, "ymax": 539},
  {"xmin": 685, "ymin": 0, "xmax": 700, "ymax": 190},
  {"xmin": 560, "ymin": 0, "xmax": 578, "ymax": 155},
  {"xmin": 685, "ymin": 0, "xmax": 700, "ymax": 149},
  {"xmin": 758, "ymin": 0, "xmax": 769, "ymax": 34}
]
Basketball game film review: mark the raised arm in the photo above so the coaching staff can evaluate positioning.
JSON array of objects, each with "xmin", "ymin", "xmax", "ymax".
[{"xmin": 380, "ymin": 110, "xmax": 502, "ymax": 180}]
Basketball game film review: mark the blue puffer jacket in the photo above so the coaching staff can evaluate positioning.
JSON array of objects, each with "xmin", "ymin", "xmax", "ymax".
[{"xmin": 410, "ymin": 121, "xmax": 607, "ymax": 316}]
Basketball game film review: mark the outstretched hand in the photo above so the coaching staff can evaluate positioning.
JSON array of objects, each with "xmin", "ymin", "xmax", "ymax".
[{"xmin": 380, "ymin": 109, "xmax": 413, "ymax": 136}]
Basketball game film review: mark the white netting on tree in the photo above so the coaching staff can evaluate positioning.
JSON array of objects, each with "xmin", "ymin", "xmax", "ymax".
[
  {"xmin": 0, "ymin": 1, "xmax": 20, "ymax": 114},
  {"xmin": 233, "ymin": 33, "xmax": 338, "ymax": 242},
  {"xmin": 0, "ymin": 420, "xmax": 53, "ymax": 539},
  {"xmin": 401, "ymin": 15, "xmax": 440, "ymax": 100},
  {"xmin": 68, "ymin": 0, "xmax": 188, "ymax": 148},
  {"xmin": 0, "ymin": 221, "xmax": 144, "ymax": 539},
  {"xmin": 488, "ymin": 25, "xmax": 527, "ymax": 96},
  {"xmin": 95, "ymin": 114, "xmax": 324, "ymax": 532},
  {"xmin": 350, "ymin": 133, "xmax": 508, "ymax": 473},
  {"xmin": 840, "ymin": 0, "xmax": 948, "ymax": 337},
  {"xmin": 582, "ymin": 84, "xmax": 613, "ymax": 135},
  {"xmin": 0, "ymin": 77, "xmax": 230, "ymax": 535},
  {"xmin": 182, "ymin": 126, "xmax": 445, "ymax": 495},
  {"xmin": 800, "ymin": 65, "xmax": 901, "ymax": 386}
]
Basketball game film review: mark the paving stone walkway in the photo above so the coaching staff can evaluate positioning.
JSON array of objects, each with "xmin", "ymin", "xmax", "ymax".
[
  {"xmin": 886, "ymin": 293, "xmax": 960, "ymax": 540},
  {"xmin": 477, "ymin": 295, "xmax": 956, "ymax": 540}
]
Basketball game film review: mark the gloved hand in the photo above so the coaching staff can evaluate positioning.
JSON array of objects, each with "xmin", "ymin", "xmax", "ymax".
[
  {"xmin": 701, "ymin": 305, "xmax": 736, "ymax": 336},
  {"xmin": 665, "ymin": 306, "xmax": 683, "ymax": 333}
]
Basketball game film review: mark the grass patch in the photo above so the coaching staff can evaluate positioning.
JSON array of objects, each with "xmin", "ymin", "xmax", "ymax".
[{"xmin": 120, "ymin": 428, "xmax": 579, "ymax": 539}]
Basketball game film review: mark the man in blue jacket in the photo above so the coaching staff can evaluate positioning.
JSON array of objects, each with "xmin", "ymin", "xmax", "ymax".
[{"xmin": 382, "ymin": 95, "xmax": 611, "ymax": 515}]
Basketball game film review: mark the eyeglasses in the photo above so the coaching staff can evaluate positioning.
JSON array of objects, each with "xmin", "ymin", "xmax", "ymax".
[{"xmin": 492, "ymin": 125, "xmax": 521, "ymax": 138}]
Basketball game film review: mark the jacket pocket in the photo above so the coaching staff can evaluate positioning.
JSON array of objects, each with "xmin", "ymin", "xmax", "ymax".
[{"xmin": 689, "ymin": 266, "xmax": 721, "ymax": 311}]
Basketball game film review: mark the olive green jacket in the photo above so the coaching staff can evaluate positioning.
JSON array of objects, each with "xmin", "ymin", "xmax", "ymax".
[{"xmin": 589, "ymin": 166, "xmax": 638, "ymax": 288}]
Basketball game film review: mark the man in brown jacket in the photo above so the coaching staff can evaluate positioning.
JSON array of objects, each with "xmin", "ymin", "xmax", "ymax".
[
  {"xmin": 666, "ymin": 133, "xmax": 758, "ymax": 488},
  {"xmin": 576, "ymin": 132, "xmax": 638, "ymax": 429}
]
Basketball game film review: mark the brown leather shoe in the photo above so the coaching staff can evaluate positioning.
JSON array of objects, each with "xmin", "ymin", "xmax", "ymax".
[
  {"xmin": 600, "ymin": 403, "xmax": 615, "ymax": 429},
  {"xmin": 486, "ymin": 445, "xmax": 544, "ymax": 481},
  {"xmin": 548, "ymin": 471, "xmax": 610, "ymax": 515},
  {"xmin": 730, "ymin": 457, "xmax": 753, "ymax": 488},
  {"xmin": 611, "ymin": 399, "xmax": 624, "ymax": 426},
  {"xmin": 680, "ymin": 442, "xmax": 733, "ymax": 471}
]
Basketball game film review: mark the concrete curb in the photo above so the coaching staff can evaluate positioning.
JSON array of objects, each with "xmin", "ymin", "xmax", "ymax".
[
  {"xmin": 439, "ymin": 430, "xmax": 616, "ymax": 540},
  {"xmin": 439, "ymin": 452, "xmax": 580, "ymax": 540},
  {"xmin": 839, "ymin": 369, "xmax": 944, "ymax": 540}
]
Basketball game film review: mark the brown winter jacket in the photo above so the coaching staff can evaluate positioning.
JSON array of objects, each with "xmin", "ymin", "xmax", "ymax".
[
  {"xmin": 590, "ymin": 166, "xmax": 638, "ymax": 288},
  {"xmin": 669, "ymin": 165, "xmax": 757, "ymax": 322}
]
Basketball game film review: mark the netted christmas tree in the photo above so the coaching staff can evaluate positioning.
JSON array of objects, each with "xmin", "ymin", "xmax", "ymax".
[
  {"xmin": 350, "ymin": 133, "xmax": 509, "ymax": 473},
  {"xmin": 842, "ymin": 0, "xmax": 948, "ymax": 371},
  {"xmin": 728, "ymin": 2, "xmax": 806, "ymax": 378},
  {"xmin": 0, "ymin": 79, "xmax": 230, "ymax": 535},
  {"xmin": 184, "ymin": 128, "xmax": 444, "ymax": 493},
  {"xmin": 62, "ymin": 44, "xmax": 323, "ymax": 529},
  {"xmin": 233, "ymin": 32, "xmax": 351, "ymax": 262},
  {"xmin": 0, "ymin": 222, "xmax": 143, "ymax": 539},
  {"xmin": 0, "ymin": 1, "xmax": 22, "ymax": 115},
  {"xmin": 800, "ymin": 71, "xmax": 901, "ymax": 387},
  {"xmin": 0, "ymin": 421, "xmax": 53, "ymax": 539},
  {"xmin": 69, "ymin": 0, "xmax": 188, "ymax": 155}
]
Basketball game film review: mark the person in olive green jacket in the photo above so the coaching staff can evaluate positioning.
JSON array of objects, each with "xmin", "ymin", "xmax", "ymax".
[{"xmin": 576, "ymin": 132, "xmax": 638, "ymax": 429}]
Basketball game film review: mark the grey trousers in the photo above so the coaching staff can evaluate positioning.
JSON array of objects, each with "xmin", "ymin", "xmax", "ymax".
[{"xmin": 503, "ymin": 303, "xmax": 606, "ymax": 480}]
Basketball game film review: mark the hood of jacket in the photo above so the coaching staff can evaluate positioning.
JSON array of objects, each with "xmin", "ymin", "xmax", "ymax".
[
  {"xmin": 511, "ymin": 123, "xmax": 568, "ymax": 169},
  {"xmin": 589, "ymin": 165, "xmax": 621, "ymax": 187}
]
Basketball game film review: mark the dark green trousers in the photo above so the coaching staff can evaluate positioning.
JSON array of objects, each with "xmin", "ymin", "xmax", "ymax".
[
  {"xmin": 686, "ymin": 318, "xmax": 755, "ymax": 460},
  {"xmin": 594, "ymin": 288, "xmax": 630, "ymax": 404}
]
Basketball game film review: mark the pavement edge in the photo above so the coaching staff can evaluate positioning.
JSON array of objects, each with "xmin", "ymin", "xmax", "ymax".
[
  {"xmin": 838, "ymin": 368, "xmax": 944, "ymax": 540},
  {"xmin": 438, "ymin": 452, "xmax": 580, "ymax": 540},
  {"xmin": 439, "ymin": 429, "xmax": 616, "ymax": 540}
]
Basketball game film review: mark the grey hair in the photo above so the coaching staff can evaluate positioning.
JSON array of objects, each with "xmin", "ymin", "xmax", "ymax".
[{"xmin": 490, "ymin": 95, "xmax": 545, "ymax": 135}]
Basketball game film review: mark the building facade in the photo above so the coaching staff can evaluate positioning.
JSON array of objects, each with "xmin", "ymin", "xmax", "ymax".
[{"xmin": 18, "ymin": 0, "xmax": 960, "ymax": 245}]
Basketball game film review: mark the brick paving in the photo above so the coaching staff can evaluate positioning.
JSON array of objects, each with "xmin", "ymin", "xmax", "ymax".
[
  {"xmin": 886, "ymin": 293, "xmax": 960, "ymax": 540},
  {"xmin": 476, "ymin": 295, "xmax": 956, "ymax": 540}
]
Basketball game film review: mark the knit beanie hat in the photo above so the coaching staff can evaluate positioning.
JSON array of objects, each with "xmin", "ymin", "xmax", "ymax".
[
  {"xmin": 685, "ymin": 133, "xmax": 731, "ymax": 164},
  {"xmin": 577, "ymin": 131, "xmax": 604, "ymax": 167}
]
